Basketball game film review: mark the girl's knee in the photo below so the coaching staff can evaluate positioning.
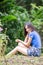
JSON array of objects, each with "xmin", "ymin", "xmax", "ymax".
[
  {"xmin": 16, "ymin": 46, "xmax": 20, "ymax": 49},
  {"xmin": 18, "ymin": 42, "xmax": 22, "ymax": 46}
]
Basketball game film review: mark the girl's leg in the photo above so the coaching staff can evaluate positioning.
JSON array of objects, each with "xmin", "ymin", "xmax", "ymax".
[
  {"xmin": 6, "ymin": 46, "xmax": 28, "ymax": 57},
  {"xmin": 18, "ymin": 42, "xmax": 27, "ymax": 48},
  {"xmin": 16, "ymin": 46, "xmax": 28, "ymax": 55}
]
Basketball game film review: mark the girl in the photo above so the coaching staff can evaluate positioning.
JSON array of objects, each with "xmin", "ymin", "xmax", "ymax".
[{"xmin": 6, "ymin": 22, "xmax": 41, "ymax": 57}]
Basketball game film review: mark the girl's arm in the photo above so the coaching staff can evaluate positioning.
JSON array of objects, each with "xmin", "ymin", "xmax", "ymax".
[
  {"xmin": 15, "ymin": 34, "xmax": 28, "ymax": 43},
  {"xmin": 24, "ymin": 34, "xmax": 28, "ymax": 43},
  {"xmin": 15, "ymin": 35, "xmax": 32, "ymax": 48},
  {"xmin": 20, "ymin": 37, "xmax": 32, "ymax": 48}
]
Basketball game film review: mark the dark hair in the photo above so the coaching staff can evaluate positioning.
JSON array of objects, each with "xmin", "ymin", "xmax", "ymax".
[{"xmin": 24, "ymin": 22, "xmax": 35, "ymax": 36}]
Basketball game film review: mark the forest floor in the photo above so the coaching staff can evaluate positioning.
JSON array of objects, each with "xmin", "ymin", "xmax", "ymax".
[{"xmin": 0, "ymin": 54, "xmax": 43, "ymax": 65}]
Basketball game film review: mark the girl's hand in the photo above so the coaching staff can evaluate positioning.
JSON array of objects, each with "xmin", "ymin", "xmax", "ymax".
[{"xmin": 15, "ymin": 39, "xmax": 21, "ymax": 43}]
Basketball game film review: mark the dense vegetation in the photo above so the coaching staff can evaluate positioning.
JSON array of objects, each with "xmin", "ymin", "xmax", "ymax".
[{"xmin": 0, "ymin": 0, "xmax": 43, "ymax": 54}]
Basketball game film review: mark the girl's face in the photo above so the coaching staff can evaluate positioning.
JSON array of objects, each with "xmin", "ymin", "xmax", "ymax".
[{"xmin": 25, "ymin": 25, "xmax": 31, "ymax": 33}]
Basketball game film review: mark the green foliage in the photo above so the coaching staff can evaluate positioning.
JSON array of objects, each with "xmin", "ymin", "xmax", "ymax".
[
  {"xmin": 0, "ymin": 0, "xmax": 43, "ymax": 54},
  {"xmin": 2, "ymin": 15, "xmax": 17, "ymax": 22},
  {"xmin": 30, "ymin": 4, "xmax": 43, "ymax": 31},
  {"xmin": 30, "ymin": 4, "xmax": 43, "ymax": 49},
  {"xmin": 0, "ymin": 2, "xmax": 29, "ymax": 53},
  {"xmin": 0, "ymin": 0, "xmax": 16, "ymax": 12},
  {"xmin": 0, "ymin": 33, "xmax": 8, "ymax": 56},
  {"xmin": 15, "ymin": 0, "xmax": 43, "ymax": 11}
]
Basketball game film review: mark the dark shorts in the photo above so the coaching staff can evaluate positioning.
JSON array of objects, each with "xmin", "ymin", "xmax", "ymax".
[{"xmin": 27, "ymin": 47, "xmax": 41, "ymax": 56}]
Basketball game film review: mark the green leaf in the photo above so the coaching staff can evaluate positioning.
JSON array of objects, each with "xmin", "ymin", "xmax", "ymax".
[{"xmin": 2, "ymin": 15, "xmax": 17, "ymax": 22}]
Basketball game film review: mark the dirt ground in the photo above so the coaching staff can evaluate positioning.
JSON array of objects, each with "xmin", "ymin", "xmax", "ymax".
[{"xmin": 0, "ymin": 54, "xmax": 43, "ymax": 65}]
